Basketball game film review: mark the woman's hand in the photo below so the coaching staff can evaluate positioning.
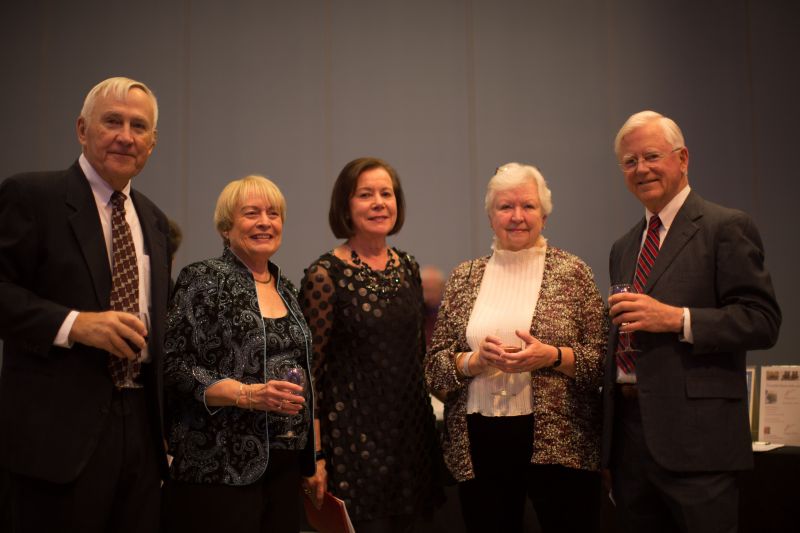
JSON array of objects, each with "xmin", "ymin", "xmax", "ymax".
[
  {"xmin": 205, "ymin": 379, "xmax": 306, "ymax": 412},
  {"xmin": 491, "ymin": 329, "xmax": 557, "ymax": 373},
  {"xmin": 246, "ymin": 381, "xmax": 305, "ymax": 414},
  {"xmin": 302, "ymin": 460, "xmax": 328, "ymax": 510},
  {"xmin": 476, "ymin": 334, "xmax": 506, "ymax": 372}
]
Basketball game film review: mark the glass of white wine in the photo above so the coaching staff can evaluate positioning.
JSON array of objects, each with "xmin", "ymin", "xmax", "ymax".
[{"xmin": 491, "ymin": 328, "xmax": 524, "ymax": 396}]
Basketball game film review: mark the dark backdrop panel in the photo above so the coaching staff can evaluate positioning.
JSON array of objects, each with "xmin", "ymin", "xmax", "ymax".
[{"xmin": 1, "ymin": 0, "xmax": 796, "ymax": 366}]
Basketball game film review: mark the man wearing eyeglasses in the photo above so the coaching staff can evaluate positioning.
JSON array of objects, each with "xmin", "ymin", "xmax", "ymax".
[{"xmin": 602, "ymin": 110, "xmax": 780, "ymax": 532}]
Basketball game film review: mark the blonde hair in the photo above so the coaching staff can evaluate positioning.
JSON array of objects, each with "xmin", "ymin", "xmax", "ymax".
[
  {"xmin": 214, "ymin": 175, "xmax": 286, "ymax": 242},
  {"xmin": 80, "ymin": 77, "xmax": 159, "ymax": 128}
]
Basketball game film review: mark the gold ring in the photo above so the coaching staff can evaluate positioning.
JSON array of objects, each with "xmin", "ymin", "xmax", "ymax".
[
  {"xmin": 304, "ymin": 488, "xmax": 311, "ymax": 495},
  {"xmin": 279, "ymin": 400, "xmax": 284, "ymax": 410}
]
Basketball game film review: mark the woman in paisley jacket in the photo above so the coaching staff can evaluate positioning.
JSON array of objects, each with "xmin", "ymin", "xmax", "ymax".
[
  {"xmin": 424, "ymin": 163, "xmax": 607, "ymax": 533},
  {"xmin": 162, "ymin": 175, "xmax": 326, "ymax": 533}
]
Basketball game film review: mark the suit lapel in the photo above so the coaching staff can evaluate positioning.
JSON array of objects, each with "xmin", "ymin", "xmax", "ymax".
[
  {"xmin": 131, "ymin": 191, "xmax": 166, "ymax": 271},
  {"xmin": 131, "ymin": 190, "xmax": 168, "ymax": 414},
  {"xmin": 645, "ymin": 192, "xmax": 703, "ymax": 292},
  {"xmin": 65, "ymin": 163, "xmax": 111, "ymax": 307},
  {"xmin": 131, "ymin": 191, "xmax": 168, "ymax": 313}
]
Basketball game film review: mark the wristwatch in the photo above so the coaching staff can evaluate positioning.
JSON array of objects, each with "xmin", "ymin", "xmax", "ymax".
[
  {"xmin": 552, "ymin": 346, "xmax": 562, "ymax": 368},
  {"xmin": 315, "ymin": 449, "xmax": 327, "ymax": 461}
]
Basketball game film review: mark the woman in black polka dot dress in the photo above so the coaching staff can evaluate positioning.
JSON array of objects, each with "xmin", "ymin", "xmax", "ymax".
[{"xmin": 300, "ymin": 158, "xmax": 442, "ymax": 533}]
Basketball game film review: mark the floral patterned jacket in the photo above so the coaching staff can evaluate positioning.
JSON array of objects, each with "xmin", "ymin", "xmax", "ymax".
[
  {"xmin": 424, "ymin": 246, "xmax": 607, "ymax": 482},
  {"xmin": 164, "ymin": 247, "xmax": 316, "ymax": 484}
]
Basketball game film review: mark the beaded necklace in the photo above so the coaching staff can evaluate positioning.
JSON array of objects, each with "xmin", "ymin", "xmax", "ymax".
[{"xmin": 349, "ymin": 247, "xmax": 402, "ymax": 298}]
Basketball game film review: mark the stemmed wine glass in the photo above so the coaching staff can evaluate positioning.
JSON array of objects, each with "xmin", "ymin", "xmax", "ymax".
[
  {"xmin": 609, "ymin": 284, "xmax": 638, "ymax": 352},
  {"xmin": 491, "ymin": 329, "xmax": 524, "ymax": 396},
  {"xmin": 275, "ymin": 363, "xmax": 306, "ymax": 439},
  {"xmin": 121, "ymin": 311, "xmax": 148, "ymax": 389}
]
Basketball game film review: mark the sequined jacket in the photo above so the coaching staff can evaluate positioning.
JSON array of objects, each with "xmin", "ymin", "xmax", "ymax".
[
  {"xmin": 424, "ymin": 246, "xmax": 607, "ymax": 482},
  {"xmin": 164, "ymin": 248, "xmax": 316, "ymax": 485}
]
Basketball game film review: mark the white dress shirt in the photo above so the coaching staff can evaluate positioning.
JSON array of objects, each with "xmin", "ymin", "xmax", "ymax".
[{"xmin": 54, "ymin": 154, "xmax": 151, "ymax": 362}]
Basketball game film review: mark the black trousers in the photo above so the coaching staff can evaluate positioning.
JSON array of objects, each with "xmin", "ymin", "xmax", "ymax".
[
  {"xmin": 610, "ymin": 389, "xmax": 739, "ymax": 533},
  {"xmin": 161, "ymin": 449, "xmax": 302, "ymax": 533},
  {"xmin": 2, "ymin": 388, "xmax": 161, "ymax": 533},
  {"xmin": 459, "ymin": 413, "xmax": 601, "ymax": 533},
  {"xmin": 352, "ymin": 513, "xmax": 421, "ymax": 533}
]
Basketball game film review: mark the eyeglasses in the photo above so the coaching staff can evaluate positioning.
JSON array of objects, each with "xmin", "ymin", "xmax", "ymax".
[{"xmin": 619, "ymin": 147, "xmax": 682, "ymax": 171}]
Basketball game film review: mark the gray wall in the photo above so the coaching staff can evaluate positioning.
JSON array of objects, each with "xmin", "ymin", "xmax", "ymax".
[{"xmin": 1, "ymin": 0, "xmax": 797, "ymax": 365}]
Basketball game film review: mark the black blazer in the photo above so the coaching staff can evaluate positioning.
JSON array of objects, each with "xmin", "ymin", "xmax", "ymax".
[
  {"xmin": 0, "ymin": 161, "xmax": 172, "ymax": 483},
  {"xmin": 601, "ymin": 191, "xmax": 781, "ymax": 472}
]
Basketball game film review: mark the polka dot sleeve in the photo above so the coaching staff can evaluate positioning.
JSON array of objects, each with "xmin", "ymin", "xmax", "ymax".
[{"xmin": 299, "ymin": 260, "xmax": 336, "ymax": 386}]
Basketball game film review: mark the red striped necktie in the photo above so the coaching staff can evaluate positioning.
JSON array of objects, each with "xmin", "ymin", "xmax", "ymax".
[{"xmin": 616, "ymin": 214, "xmax": 662, "ymax": 373}]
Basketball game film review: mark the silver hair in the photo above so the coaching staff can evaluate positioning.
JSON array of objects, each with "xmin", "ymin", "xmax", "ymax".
[
  {"xmin": 614, "ymin": 110, "xmax": 684, "ymax": 157},
  {"xmin": 485, "ymin": 162, "xmax": 553, "ymax": 217},
  {"xmin": 80, "ymin": 77, "xmax": 159, "ymax": 129}
]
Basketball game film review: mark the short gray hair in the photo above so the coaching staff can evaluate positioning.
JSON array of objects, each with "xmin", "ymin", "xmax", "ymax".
[
  {"xmin": 614, "ymin": 110, "xmax": 684, "ymax": 157},
  {"xmin": 485, "ymin": 163, "xmax": 553, "ymax": 217},
  {"xmin": 80, "ymin": 77, "xmax": 159, "ymax": 129}
]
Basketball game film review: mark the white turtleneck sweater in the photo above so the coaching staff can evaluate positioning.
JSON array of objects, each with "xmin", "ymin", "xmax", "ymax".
[{"xmin": 464, "ymin": 242, "xmax": 546, "ymax": 417}]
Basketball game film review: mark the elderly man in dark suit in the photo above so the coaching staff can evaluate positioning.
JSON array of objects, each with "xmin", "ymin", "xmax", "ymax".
[
  {"xmin": 602, "ymin": 110, "xmax": 781, "ymax": 533},
  {"xmin": 0, "ymin": 77, "xmax": 173, "ymax": 532}
]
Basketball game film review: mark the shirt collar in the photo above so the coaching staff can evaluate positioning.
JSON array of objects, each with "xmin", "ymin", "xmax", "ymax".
[
  {"xmin": 491, "ymin": 238, "xmax": 547, "ymax": 265},
  {"xmin": 79, "ymin": 153, "xmax": 132, "ymax": 206},
  {"xmin": 646, "ymin": 185, "xmax": 691, "ymax": 230}
]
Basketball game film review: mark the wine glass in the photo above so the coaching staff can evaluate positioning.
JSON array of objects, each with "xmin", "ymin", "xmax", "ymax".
[
  {"xmin": 609, "ymin": 284, "xmax": 638, "ymax": 352},
  {"xmin": 275, "ymin": 363, "xmax": 306, "ymax": 439},
  {"xmin": 491, "ymin": 329, "xmax": 524, "ymax": 396},
  {"xmin": 121, "ymin": 311, "xmax": 147, "ymax": 389}
]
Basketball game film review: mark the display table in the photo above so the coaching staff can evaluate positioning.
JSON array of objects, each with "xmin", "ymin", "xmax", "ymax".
[
  {"xmin": 601, "ymin": 446, "xmax": 800, "ymax": 533},
  {"xmin": 739, "ymin": 445, "xmax": 799, "ymax": 533}
]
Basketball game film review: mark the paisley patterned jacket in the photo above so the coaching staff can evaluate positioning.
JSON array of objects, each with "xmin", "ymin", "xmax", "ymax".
[
  {"xmin": 164, "ymin": 247, "xmax": 316, "ymax": 484},
  {"xmin": 424, "ymin": 246, "xmax": 607, "ymax": 482}
]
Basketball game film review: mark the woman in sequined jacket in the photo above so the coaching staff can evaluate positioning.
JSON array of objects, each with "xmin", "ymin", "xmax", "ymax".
[
  {"xmin": 162, "ymin": 176, "xmax": 326, "ymax": 533},
  {"xmin": 424, "ymin": 163, "xmax": 607, "ymax": 533}
]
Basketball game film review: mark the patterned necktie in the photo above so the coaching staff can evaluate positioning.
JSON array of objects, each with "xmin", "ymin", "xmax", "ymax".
[
  {"xmin": 616, "ymin": 215, "xmax": 662, "ymax": 373},
  {"xmin": 108, "ymin": 191, "xmax": 141, "ymax": 386}
]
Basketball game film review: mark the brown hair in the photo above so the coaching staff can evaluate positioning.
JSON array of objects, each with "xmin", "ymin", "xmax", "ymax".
[{"xmin": 328, "ymin": 157, "xmax": 406, "ymax": 239}]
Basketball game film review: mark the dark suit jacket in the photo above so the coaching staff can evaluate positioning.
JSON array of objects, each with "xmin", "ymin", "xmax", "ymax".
[
  {"xmin": 0, "ymin": 161, "xmax": 172, "ymax": 483},
  {"xmin": 601, "ymin": 191, "xmax": 781, "ymax": 473}
]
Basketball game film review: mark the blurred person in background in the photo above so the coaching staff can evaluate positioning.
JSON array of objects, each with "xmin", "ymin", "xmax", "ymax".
[{"xmin": 421, "ymin": 265, "xmax": 446, "ymax": 347}]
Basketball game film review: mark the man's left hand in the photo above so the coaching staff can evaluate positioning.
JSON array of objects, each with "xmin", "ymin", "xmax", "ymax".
[{"xmin": 609, "ymin": 292, "xmax": 682, "ymax": 333}]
